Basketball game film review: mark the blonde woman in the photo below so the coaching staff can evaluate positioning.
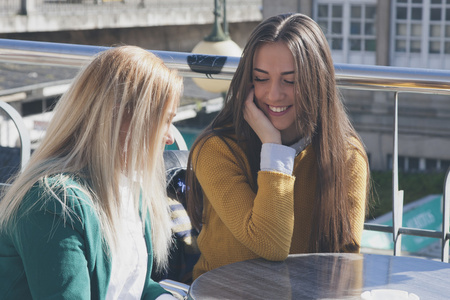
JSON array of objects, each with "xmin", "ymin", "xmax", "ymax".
[
  {"xmin": 186, "ymin": 13, "xmax": 370, "ymax": 279},
  {"xmin": 0, "ymin": 46, "xmax": 182, "ymax": 299}
]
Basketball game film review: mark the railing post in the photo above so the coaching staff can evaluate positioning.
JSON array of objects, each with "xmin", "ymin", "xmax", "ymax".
[
  {"xmin": 0, "ymin": 101, "xmax": 31, "ymax": 170},
  {"xmin": 170, "ymin": 124, "xmax": 188, "ymax": 151},
  {"xmin": 442, "ymin": 168, "xmax": 450, "ymax": 262},
  {"xmin": 392, "ymin": 92, "xmax": 404, "ymax": 256},
  {"xmin": 20, "ymin": 0, "xmax": 36, "ymax": 15}
]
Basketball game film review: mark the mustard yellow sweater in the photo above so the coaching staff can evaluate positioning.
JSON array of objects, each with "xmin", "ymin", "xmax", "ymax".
[{"xmin": 192, "ymin": 136, "xmax": 368, "ymax": 279}]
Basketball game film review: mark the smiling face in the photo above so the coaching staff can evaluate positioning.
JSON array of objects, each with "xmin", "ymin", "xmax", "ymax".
[{"xmin": 252, "ymin": 42, "xmax": 301, "ymax": 144}]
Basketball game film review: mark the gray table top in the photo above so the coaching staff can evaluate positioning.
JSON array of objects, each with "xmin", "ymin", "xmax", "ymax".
[{"xmin": 187, "ymin": 253, "xmax": 450, "ymax": 300}]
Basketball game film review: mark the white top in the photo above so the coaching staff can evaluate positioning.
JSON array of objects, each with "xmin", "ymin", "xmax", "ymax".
[{"xmin": 106, "ymin": 175, "xmax": 148, "ymax": 300}]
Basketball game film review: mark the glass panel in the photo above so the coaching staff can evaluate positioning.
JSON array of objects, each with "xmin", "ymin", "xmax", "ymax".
[
  {"xmin": 441, "ymin": 160, "xmax": 450, "ymax": 171},
  {"xmin": 397, "ymin": 0, "xmax": 407, "ymax": 2},
  {"xmin": 365, "ymin": 22, "xmax": 375, "ymax": 35},
  {"xmin": 412, "ymin": 8, "xmax": 422, "ymax": 20},
  {"xmin": 410, "ymin": 40, "xmax": 421, "ymax": 52},
  {"xmin": 411, "ymin": 24, "xmax": 422, "ymax": 36},
  {"xmin": 431, "ymin": 0, "xmax": 442, "ymax": 3},
  {"xmin": 350, "ymin": 39, "xmax": 361, "ymax": 51},
  {"xmin": 445, "ymin": 41, "xmax": 450, "ymax": 54},
  {"xmin": 397, "ymin": 7, "xmax": 407, "ymax": 19},
  {"xmin": 429, "ymin": 41, "xmax": 441, "ymax": 53},
  {"xmin": 350, "ymin": 22, "xmax": 361, "ymax": 34},
  {"xmin": 409, "ymin": 157, "xmax": 419, "ymax": 171},
  {"xmin": 318, "ymin": 4, "xmax": 328, "ymax": 18},
  {"xmin": 332, "ymin": 38, "xmax": 343, "ymax": 50},
  {"xmin": 351, "ymin": 5, "xmax": 361, "ymax": 18},
  {"xmin": 396, "ymin": 23, "xmax": 408, "ymax": 35},
  {"xmin": 412, "ymin": 0, "xmax": 423, "ymax": 3},
  {"xmin": 446, "ymin": 8, "xmax": 450, "ymax": 21},
  {"xmin": 332, "ymin": 21, "xmax": 342, "ymax": 34},
  {"xmin": 396, "ymin": 39, "xmax": 407, "ymax": 52},
  {"xmin": 332, "ymin": 5, "xmax": 343, "ymax": 18},
  {"xmin": 446, "ymin": 25, "xmax": 450, "ymax": 37},
  {"xmin": 318, "ymin": 21, "xmax": 328, "ymax": 32},
  {"xmin": 430, "ymin": 24, "xmax": 441, "ymax": 37},
  {"xmin": 426, "ymin": 159, "xmax": 438, "ymax": 171},
  {"xmin": 430, "ymin": 8, "xmax": 442, "ymax": 21},
  {"xmin": 365, "ymin": 39, "xmax": 376, "ymax": 51},
  {"xmin": 366, "ymin": 6, "xmax": 376, "ymax": 19},
  {"xmin": 398, "ymin": 156, "xmax": 405, "ymax": 171}
]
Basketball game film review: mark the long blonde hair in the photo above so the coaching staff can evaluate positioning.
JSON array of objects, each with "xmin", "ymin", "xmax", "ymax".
[{"xmin": 0, "ymin": 46, "xmax": 183, "ymax": 271}]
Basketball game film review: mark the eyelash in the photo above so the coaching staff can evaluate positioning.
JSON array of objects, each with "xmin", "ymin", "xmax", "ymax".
[
  {"xmin": 254, "ymin": 77, "xmax": 267, "ymax": 82},
  {"xmin": 254, "ymin": 77, "xmax": 294, "ymax": 84}
]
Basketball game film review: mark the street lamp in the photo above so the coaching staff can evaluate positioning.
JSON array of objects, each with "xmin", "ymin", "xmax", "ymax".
[{"xmin": 191, "ymin": 0, "xmax": 242, "ymax": 94}]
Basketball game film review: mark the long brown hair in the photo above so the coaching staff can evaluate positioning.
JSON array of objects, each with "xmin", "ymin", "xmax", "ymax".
[{"xmin": 186, "ymin": 13, "xmax": 369, "ymax": 252}]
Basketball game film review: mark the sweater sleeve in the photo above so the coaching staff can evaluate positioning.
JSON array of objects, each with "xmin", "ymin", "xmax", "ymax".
[
  {"xmin": 193, "ymin": 136, "xmax": 296, "ymax": 260},
  {"xmin": 345, "ymin": 145, "xmax": 369, "ymax": 252},
  {"xmin": 11, "ymin": 183, "xmax": 94, "ymax": 299}
]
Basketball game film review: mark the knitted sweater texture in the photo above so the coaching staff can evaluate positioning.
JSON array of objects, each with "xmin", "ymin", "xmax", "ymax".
[{"xmin": 192, "ymin": 136, "xmax": 367, "ymax": 279}]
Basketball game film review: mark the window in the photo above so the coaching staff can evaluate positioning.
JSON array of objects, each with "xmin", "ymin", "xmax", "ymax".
[
  {"xmin": 389, "ymin": 155, "xmax": 449, "ymax": 172},
  {"xmin": 408, "ymin": 157, "xmax": 420, "ymax": 171},
  {"xmin": 315, "ymin": 1, "xmax": 377, "ymax": 64},
  {"xmin": 394, "ymin": 0, "xmax": 423, "ymax": 53},
  {"xmin": 441, "ymin": 159, "xmax": 450, "ymax": 171},
  {"xmin": 350, "ymin": 4, "xmax": 377, "ymax": 51},
  {"xmin": 392, "ymin": 0, "xmax": 450, "ymax": 68},
  {"xmin": 317, "ymin": 3, "xmax": 344, "ymax": 50},
  {"xmin": 426, "ymin": 158, "xmax": 438, "ymax": 171}
]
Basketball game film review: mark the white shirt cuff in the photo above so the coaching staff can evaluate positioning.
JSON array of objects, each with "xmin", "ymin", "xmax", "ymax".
[{"xmin": 260, "ymin": 143, "xmax": 295, "ymax": 175}]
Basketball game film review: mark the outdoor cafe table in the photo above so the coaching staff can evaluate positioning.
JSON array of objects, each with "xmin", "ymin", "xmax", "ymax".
[{"xmin": 187, "ymin": 253, "xmax": 450, "ymax": 299}]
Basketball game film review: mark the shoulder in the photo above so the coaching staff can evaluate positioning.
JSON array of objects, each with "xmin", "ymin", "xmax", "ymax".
[
  {"xmin": 190, "ymin": 133, "xmax": 253, "ymax": 179},
  {"xmin": 21, "ymin": 174, "xmax": 94, "ymax": 224},
  {"xmin": 191, "ymin": 132, "xmax": 243, "ymax": 161},
  {"xmin": 345, "ymin": 137, "xmax": 369, "ymax": 179},
  {"xmin": 346, "ymin": 137, "xmax": 367, "ymax": 162}
]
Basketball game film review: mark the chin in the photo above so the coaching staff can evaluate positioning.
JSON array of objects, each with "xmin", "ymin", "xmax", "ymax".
[{"xmin": 272, "ymin": 124, "xmax": 292, "ymax": 131}]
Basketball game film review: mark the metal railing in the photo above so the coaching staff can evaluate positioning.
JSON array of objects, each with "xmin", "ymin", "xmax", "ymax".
[
  {"xmin": 1, "ymin": 0, "xmax": 261, "ymax": 15},
  {"xmin": 1, "ymin": 38, "xmax": 450, "ymax": 262}
]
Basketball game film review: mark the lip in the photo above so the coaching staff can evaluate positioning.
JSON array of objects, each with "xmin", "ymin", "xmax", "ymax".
[{"xmin": 266, "ymin": 104, "xmax": 293, "ymax": 116}]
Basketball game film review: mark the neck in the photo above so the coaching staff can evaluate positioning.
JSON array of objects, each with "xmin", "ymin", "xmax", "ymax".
[{"xmin": 281, "ymin": 129, "xmax": 302, "ymax": 146}]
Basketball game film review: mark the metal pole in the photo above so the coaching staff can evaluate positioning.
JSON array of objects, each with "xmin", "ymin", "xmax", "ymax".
[
  {"xmin": 223, "ymin": 0, "xmax": 229, "ymax": 37},
  {"xmin": 392, "ymin": 92, "xmax": 404, "ymax": 256}
]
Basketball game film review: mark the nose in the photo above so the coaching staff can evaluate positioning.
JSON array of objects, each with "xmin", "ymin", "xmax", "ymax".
[
  {"xmin": 267, "ymin": 81, "xmax": 282, "ymax": 102},
  {"xmin": 165, "ymin": 127, "xmax": 175, "ymax": 145}
]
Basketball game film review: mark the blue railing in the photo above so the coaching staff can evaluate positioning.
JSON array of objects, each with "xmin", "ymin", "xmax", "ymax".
[{"xmin": 1, "ymin": 38, "xmax": 450, "ymax": 261}]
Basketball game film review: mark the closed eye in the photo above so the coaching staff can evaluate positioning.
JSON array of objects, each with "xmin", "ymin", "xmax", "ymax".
[{"xmin": 254, "ymin": 76, "xmax": 268, "ymax": 82}]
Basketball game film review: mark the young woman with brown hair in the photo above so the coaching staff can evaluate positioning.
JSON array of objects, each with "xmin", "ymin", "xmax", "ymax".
[{"xmin": 186, "ymin": 13, "xmax": 370, "ymax": 280}]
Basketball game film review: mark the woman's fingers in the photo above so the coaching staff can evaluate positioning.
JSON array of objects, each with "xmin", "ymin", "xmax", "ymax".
[{"xmin": 243, "ymin": 89, "xmax": 281, "ymax": 144}]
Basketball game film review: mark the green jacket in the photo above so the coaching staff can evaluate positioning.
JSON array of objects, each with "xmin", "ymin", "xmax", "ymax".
[{"xmin": 0, "ymin": 175, "xmax": 168, "ymax": 299}]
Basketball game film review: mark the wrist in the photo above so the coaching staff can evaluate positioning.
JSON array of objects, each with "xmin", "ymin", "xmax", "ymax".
[
  {"xmin": 261, "ymin": 137, "xmax": 282, "ymax": 144},
  {"xmin": 260, "ymin": 131, "xmax": 282, "ymax": 144}
]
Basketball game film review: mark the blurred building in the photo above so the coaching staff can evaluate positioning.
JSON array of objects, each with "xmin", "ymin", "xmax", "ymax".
[
  {"xmin": 263, "ymin": 0, "xmax": 450, "ymax": 171},
  {"xmin": 1, "ymin": 0, "xmax": 450, "ymax": 171}
]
